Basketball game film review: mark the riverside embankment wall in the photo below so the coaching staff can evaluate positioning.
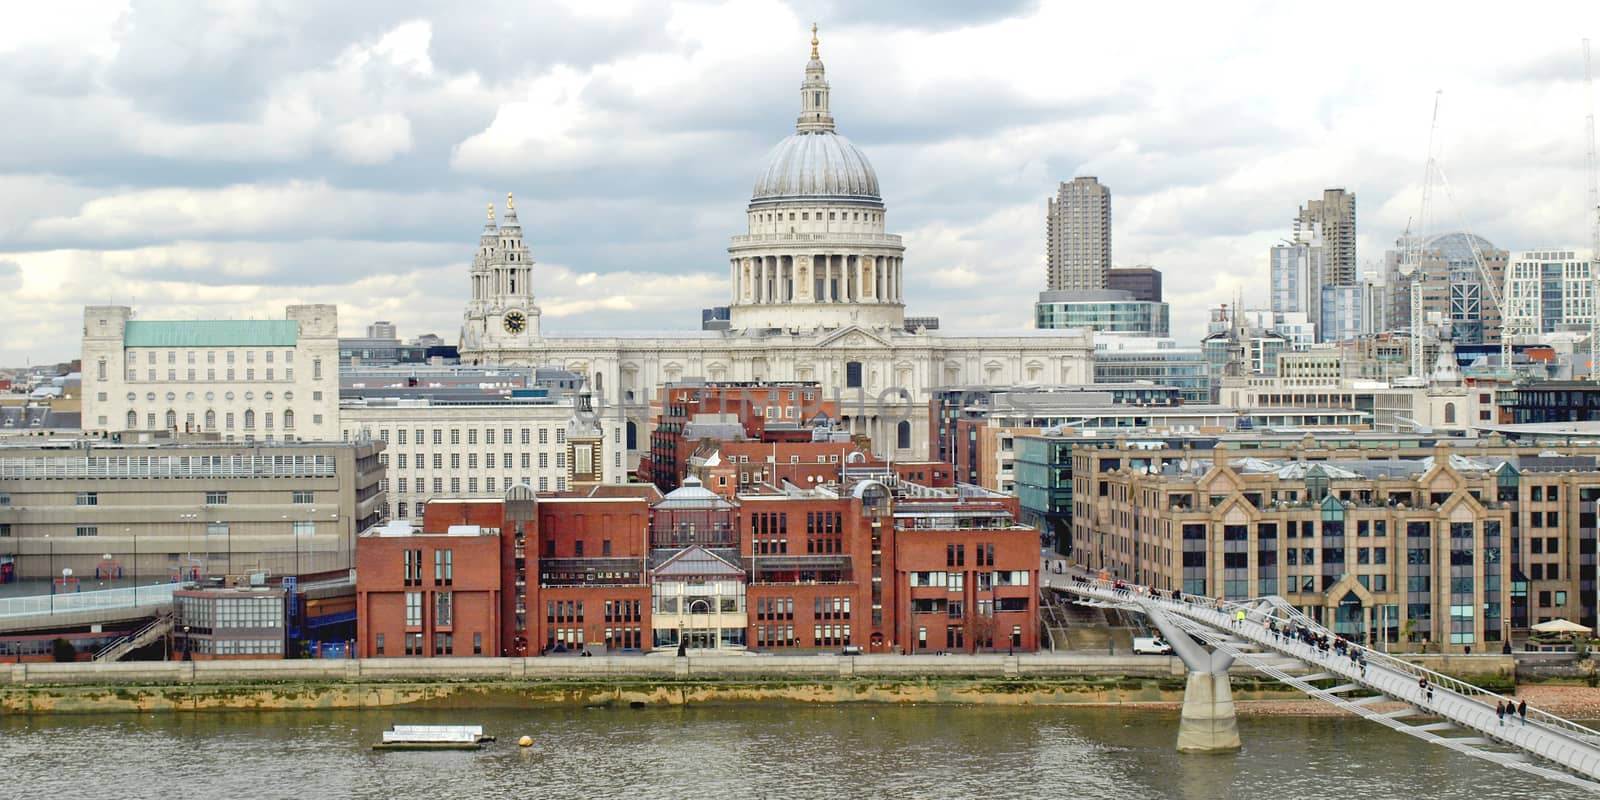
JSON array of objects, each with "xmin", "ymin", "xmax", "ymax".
[
  {"xmin": 0, "ymin": 653, "xmax": 1519, "ymax": 714},
  {"xmin": 0, "ymin": 654, "xmax": 1258, "ymax": 714}
]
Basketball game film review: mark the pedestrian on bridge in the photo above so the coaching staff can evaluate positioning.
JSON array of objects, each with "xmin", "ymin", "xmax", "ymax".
[
  {"xmin": 1497, "ymin": 701, "xmax": 1506, "ymax": 726},
  {"xmin": 1518, "ymin": 699, "xmax": 1528, "ymax": 726}
]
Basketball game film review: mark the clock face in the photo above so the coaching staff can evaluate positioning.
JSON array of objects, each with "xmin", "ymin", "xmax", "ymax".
[{"xmin": 504, "ymin": 310, "xmax": 526, "ymax": 334}]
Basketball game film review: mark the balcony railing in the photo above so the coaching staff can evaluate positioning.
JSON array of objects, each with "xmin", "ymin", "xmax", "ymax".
[{"xmin": 728, "ymin": 232, "xmax": 904, "ymax": 246}]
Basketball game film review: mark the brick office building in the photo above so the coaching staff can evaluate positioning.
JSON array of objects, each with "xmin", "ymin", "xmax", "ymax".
[
  {"xmin": 358, "ymin": 470, "xmax": 1039, "ymax": 655},
  {"xmin": 355, "ymin": 519, "xmax": 503, "ymax": 658}
]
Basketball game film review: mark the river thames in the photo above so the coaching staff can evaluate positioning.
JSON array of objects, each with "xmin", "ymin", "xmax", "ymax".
[{"xmin": 2, "ymin": 704, "xmax": 1588, "ymax": 799}]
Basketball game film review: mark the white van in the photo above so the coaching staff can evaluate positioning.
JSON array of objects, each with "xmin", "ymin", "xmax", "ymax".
[{"xmin": 1132, "ymin": 636, "xmax": 1173, "ymax": 655}]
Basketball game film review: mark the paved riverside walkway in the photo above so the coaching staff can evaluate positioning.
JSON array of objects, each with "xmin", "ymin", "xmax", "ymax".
[{"xmin": 1045, "ymin": 569, "xmax": 1600, "ymax": 792}]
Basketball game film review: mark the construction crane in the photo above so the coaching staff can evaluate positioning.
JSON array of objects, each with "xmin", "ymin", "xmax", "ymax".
[
  {"xmin": 1408, "ymin": 92, "xmax": 1442, "ymax": 380},
  {"xmin": 1585, "ymin": 38, "xmax": 1599, "ymax": 379},
  {"xmin": 1409, "ymin": 92, "xmax": 1511, "ymax": 372}
]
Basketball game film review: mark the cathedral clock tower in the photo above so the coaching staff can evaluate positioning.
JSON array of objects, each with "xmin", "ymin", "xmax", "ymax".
[{"xmin": 462, "ymin": 192, "xmax": 541, "ymax": 362}]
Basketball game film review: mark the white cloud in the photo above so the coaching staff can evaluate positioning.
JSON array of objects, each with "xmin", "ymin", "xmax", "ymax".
[
  {"xmin": 1, "ymin": 0, "xmax": 1599, "ymax": 369},
  {"xmin": 330, "ymin": 113, "xmax": 415, "ymax": 164}
]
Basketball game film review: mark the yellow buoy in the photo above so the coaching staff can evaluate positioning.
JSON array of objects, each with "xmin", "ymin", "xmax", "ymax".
[{"xmin": 518, "ymin": 735, "xmax": 533, "ymax": 748}]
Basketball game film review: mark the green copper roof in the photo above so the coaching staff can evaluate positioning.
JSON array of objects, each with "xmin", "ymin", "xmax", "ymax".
[{"xmin": 123, "ymin": 320, "xmax": 299, "ymax": 348}]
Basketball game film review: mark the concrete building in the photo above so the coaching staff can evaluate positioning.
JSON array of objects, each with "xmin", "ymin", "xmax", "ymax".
[
  {"xmin": 1046, "ymin": 177, "xmax": 1112, "ymax": 291},
  {"xmin": 1505, "ymin": 382, "xmax": 1600, "ymax": 424},
  {"xmin": 81, "ymin": 305, "xmax": 340, "ymax": 442},
  {"xmin": 456, "ymin": 30, "xmax": 1095, "ymax": 462},
  {"xmin": 174, "ymin": 587, "xmax": 288, "ymax": 660},
  {"xmin": 366, "ymin": 321, "xmax": 397, "ymax": 340},
  {"xmin": 337, "ymin": 337, "xmax": 458, "ymax": 367},
  {"xmin": 933, "ymin": 385, "xmax": 1236, "ymax": 494},
  {"xmin": 1295, "ymin": 189, "xmax": 1357, "ymax": 287},
  {"xmin": 1384, "ymin": 233, "xmax": 1507, "ymax": 345},
  {"xmin": 1106, "ymin": 266, "xmax": 1162, "ymax": 303},
  {"xmin": 1092, "ymin": 335, "xmax": 1211, "ymax": 404},
  {"xmin": 339, "ymin": 392, "xmax": 624, "ymax": 524},
  {"xmin": 1034, "ymin": 289, "xmax": 1169, "ymax": 336},
  {"xmin": 1216, "ymin": 371, "xmax": 1479, "ymax": 434},
  {"xmin": 0, "ymin": 438, "xmax": 384, "ymax": 589},
  {"xmin": 1502, "ymin": 249, "xmax": 1596, "ymax": 339}
]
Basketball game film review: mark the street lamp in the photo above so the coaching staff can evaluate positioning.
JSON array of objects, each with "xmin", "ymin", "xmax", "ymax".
[
  {"xmin": 182, "ymin": 624, "xmax": 192, "ymax": 661},
  {"xmin": 124, "ymin": 527, "xmax": 136, "ymax": 604},
  {"xmin": 178, "ymin": 512, "xmax": 199, "ymax": 581}
]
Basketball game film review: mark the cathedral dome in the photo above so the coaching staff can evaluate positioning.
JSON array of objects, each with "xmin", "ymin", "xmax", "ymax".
[{"xmin": 751, "ymin": 131, "xmax": 881, "ymax": 205}]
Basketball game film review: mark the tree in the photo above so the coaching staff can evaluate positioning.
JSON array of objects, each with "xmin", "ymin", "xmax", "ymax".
[
  {"xmin": 51, "ymin": 638, "xmax": 77, "ymax": 662},
  {"xmin": 971, "ymin": 612, "xmax": 998, "ymax": 653}
]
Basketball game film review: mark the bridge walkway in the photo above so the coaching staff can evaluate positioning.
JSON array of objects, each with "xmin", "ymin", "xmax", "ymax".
[{"xmin": 1049, "ymin": 573, "xmax": 1600, "ymax": 793}]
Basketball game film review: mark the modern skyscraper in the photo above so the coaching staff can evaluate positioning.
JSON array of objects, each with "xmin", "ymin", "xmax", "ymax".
[
  {"xmin": 1046, "ymin": 176, "xmax": 1111, "ymax": 291},
  {"xmin": 1294, "ymin": 189, "xmax": 1356, "ymax": 286},
  {"xmin": 1269, "ymin": 228, "xmax": 1326, "ymax": 322}
]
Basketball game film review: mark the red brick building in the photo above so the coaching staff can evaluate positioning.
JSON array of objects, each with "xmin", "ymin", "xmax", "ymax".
[
  {"xmin": 356, "ymin": 519, "xmax": 503, "ymax": 658},
  {"xmin": 689, "ymin": 439, "xmax": 867, "ymax": 497},
  {"xmin": 644, "ymin": 381, "xmax": 838, "ymax": 492},
  {"xmin": 357, "ymin": 473, "xmax": 1039, "ymax": 656},
  {"xmin": 886, "ymin": 489, "xmax": 1038, "ymax": 653}
]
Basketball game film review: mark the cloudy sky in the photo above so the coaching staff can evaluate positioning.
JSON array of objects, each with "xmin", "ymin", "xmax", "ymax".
[{"xmin": 2, "ymin": 1, "xmax": 1597, "ymax": 365}]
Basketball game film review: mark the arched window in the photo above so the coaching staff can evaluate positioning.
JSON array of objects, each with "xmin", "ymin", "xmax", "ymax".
[
  {"xmin": 593, "ymin": 372, "xmax": 603, "ymax": 393},
  {"xmin": 896, "ymin": 420, "xmax": 911, "ymax": 450},
  {"xmin": 284, "ymin": 409, "xmax": 295, "ymax": 430},
  {"xmin": 244, "ymin": 409, "xmax": 255, "ymax": 430},
  {"xmin": 165, "ymin": 409, "xmax": 177, "ymax": 430},
  {"xmin": 626, "ymin": 420, "xmax": 638, "ymax": 450},
  {"xmin": 1444, "ymin": 403, "xmax": 1457, "ymax": 424},
  {"xmin": 204, "ymin": 410, "xmax": 216, "ymax": 430},
  {"xmin": 126, "ymin": 410, "xmax": 137, "ymax": 430}
]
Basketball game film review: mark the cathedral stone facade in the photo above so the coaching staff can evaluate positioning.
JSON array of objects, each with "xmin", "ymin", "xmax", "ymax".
[{"xmin": 461, "ymin": 30, "xmax": 1094, "ymax": 461}]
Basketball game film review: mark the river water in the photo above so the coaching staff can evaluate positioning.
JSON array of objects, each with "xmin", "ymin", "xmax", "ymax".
[{"xmin": 1, "ymin": 704, "xmax": 1589, "ymax": 799}]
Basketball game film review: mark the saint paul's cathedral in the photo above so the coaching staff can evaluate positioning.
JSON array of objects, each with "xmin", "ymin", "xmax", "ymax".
[{"xmin": 460, "ymin": 28, "xmax": 1094, "ymax": 462}]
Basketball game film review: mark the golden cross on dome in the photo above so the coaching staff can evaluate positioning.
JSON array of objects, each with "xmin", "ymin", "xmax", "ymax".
[{"xmin": 811, "ymin": 23, "xmax": 818, "ymax": 58}]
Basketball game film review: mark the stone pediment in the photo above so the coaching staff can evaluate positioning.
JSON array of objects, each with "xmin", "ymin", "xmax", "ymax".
[{"xmin": 814, "ymin": 326, "xmax": 892, "ymax": 350}]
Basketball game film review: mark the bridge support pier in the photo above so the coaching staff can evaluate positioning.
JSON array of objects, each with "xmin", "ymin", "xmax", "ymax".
[
  {"xmin": 1146, "ymin": 604, "xmax": 1240, "ymax": 753},
  {"xmin": 1177, "ymin": 670, "xmax": 1240, "ymax": 752}
]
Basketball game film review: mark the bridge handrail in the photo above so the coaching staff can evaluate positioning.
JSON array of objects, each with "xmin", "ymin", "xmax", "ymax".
[
  {"xmin": 1069, "ymin": 577, "xmax": 1600, "ymax": 747},
  {"xmin": 92, "ymin": 609, "xmax": 174, "ymax": 661},
  {"xmin": 1231, "ymin": 593, "xmax": 1600, "ymax": 744}
]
